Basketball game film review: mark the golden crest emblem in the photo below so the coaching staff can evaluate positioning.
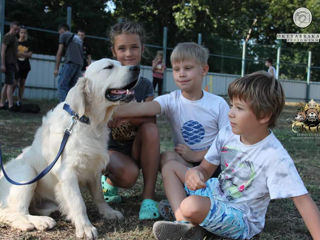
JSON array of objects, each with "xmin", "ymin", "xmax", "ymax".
[{"xmin": 292, "ymin": 99, "xmax": 320, "ymax": 133}]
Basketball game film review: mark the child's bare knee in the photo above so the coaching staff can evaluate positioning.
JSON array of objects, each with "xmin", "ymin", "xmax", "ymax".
[
  {"xmin": 180, "ymin": 196, "xmax": 201, "ymax": 219},
  {"xmin": 111, "ymin": 165, "xmax": 139, "ymax": 188},
  {"xmin": 139, "ymin": 122, "xmax": 159, "ymax": 140},
  {"xmin": 161, "ymin": 160, "xmax": 175, "ymax": 176},
  {"xmin": 160, "ymin": 151, "xmax": 176, "ymax": 169}
]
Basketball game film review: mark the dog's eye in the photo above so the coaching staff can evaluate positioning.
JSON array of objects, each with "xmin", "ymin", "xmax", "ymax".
[{"xmin": 104, "ymin": 65, "xmax": 114, "ymax": 70}]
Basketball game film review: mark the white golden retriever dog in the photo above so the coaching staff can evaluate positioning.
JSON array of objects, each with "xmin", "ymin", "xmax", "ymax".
[{"xmin": 0, "ymin": 58, "xmax": 139, "ymax": 239}]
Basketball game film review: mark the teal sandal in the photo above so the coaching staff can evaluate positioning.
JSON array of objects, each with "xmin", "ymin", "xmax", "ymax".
[
  {"xmin": 139, "ymin": 199, "xmax": 160, "ymax": 220},
  {"xmin": 158, "ymin": 199, "xmax": 175, "ymax": 221},
  {"xmin": 101, "ymin": 175, "xmax": 122, "ymax": 203}
]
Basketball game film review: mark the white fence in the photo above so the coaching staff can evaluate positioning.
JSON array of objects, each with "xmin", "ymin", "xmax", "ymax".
[{"xmin": 4, "ymin": 54, "xmax": 320, "ymax": 102}]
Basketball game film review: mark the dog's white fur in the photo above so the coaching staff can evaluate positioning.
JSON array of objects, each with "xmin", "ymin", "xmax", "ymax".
[{"xmin": 0, "ymin": 59, "xmax": 138, "ymax": 239}]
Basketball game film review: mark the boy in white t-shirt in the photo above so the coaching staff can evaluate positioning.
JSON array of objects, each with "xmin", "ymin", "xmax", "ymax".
[
  {"xmin": 114, "ymin": 42, "xmax": 229, "ymax": 170},
  {"xmin": 152, "ymin": 71, "xmax": 320, "ymax": 240}
]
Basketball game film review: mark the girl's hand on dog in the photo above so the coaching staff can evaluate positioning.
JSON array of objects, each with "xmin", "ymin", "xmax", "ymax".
[{"xmin": 185, "ymin": 168, "xmax": 206, "ymax": 191}]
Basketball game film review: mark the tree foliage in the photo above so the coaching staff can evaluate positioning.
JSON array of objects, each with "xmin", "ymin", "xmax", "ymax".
[{"xmin": 4, "ymin": 0, "xmax": 320, "ymax": 80}]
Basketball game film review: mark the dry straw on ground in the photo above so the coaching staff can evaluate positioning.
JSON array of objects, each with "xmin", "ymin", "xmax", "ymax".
[{"xmin": 0, "ymin": 100, "xmax": 318, "ymax": 240}]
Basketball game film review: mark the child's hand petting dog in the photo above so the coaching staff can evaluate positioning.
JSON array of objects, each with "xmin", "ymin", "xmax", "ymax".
[{"xmin": 185, "ymin": 168, "xmax": 206, "ymax": 191}]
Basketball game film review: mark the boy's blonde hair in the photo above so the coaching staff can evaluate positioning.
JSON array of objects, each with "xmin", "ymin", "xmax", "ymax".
[
  {"xmin": 109, "ymin": 21, "xmax": 145, "ymax": 46},
  {"xmin": 170, "ymin": 42, "xmax": 209, "ymax": 66},
  {"xmin": 228, "ymin": 71, "xmax": 285, "ymax": 128}
]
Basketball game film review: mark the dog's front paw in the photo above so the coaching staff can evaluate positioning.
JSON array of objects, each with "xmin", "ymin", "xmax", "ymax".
[
  {"xmin": 76, "ymin": 224, "xmax": 98, "ymax": 239},
  {"xmin": 11, "ymin": 218, "xmax": 35, "ymax": 231},
  {"xmin": 104, "ymin": 209, "xmax": 124, "ymax": 220},
  {"xmin": 27, "ymin": 215, "xmax": 56, "ymax": 231}
]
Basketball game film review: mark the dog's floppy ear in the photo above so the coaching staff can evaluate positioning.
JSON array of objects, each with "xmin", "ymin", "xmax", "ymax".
[{"xmin": 65, "ymin": 77, "xmax": 91, "ymax": 116}]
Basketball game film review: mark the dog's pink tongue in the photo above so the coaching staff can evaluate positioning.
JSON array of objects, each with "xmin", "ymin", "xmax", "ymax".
[{"xmin": 110, "ymin": 89, "xmax": 134, "ymax": 95}]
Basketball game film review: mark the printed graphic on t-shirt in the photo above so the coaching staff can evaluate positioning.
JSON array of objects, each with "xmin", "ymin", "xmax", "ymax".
[
  {"xmin": 219, "ymin": 146, "xmax": 256, "ymax": 200},
  {"xmin": 18, "ymin": 44, "xmax": 29, "ymax": 61},
  {"xmin": 111, "ymin": 96, "xmax": 137, "ymax": 141},
  {"xmin": 181, "ymin": 120, "xmax": 205, "ymax": 145}
]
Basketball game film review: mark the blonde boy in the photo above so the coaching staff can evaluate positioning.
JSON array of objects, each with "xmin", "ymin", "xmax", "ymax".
[
  {"xmin": 152, "ymin": 71, "xmax": 320, "ymax": 240},
  {"xmin": 114, "ymin": 42, "xmax": 229, "ymax": 171}
]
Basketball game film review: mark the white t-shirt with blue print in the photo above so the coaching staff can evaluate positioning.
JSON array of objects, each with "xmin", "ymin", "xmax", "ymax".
[
  {"xmin": 154, "ymin": 90, "xmax": 229, "ymax": 151},
  {"xmin": 204, "ymin": 125, "xmax": 308, "ymax": 239}
]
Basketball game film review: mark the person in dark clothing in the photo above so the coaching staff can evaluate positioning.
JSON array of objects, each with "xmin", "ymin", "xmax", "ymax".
[
  {"xmin": 14, "ymin": 27, "xmax": 32, "ymax": 106},
  {"xmin": 77, "ymin": 29, "xmax": 92, "ymax": 74},
  {"xmin": 54, "ymin": 24, "xmax": 83, "ymax": 102},
  {"xmin": 0, "ymin": 21, "xmax": 20, "ymax": 111}
]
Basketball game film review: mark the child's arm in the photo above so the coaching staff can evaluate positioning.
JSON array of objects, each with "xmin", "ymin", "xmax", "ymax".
[
  {"xmin": 54, "ymin": 43, "xmax": 64, "ymax": 77},
  {"xmin": 18, "ymin": 50, "xmax": 32, "ymax": 58},
  {"xmin": 292, "ymin": 194, "xmax": 320, "ymax": 239},
  {"xmin": 124, "ymin": 116, "xmax": 156, "ymax": 126},
  {"xmin": 185, "ymin": 159, "xmax": 218, "ymax": 191},
  {"xmin": 152, "ymin": 59, "xmax": 157, "ymax": 70},
  {"xmin": 108, "ymin": 116, "xmax": 155, "ymax": 128},
  {"xmin": 175, "ymin": 144, "xmax": 207, "ymax": 163},
  {"xmin": 113, "ymin": 101, "xmax": 161, "ymax": 119}
]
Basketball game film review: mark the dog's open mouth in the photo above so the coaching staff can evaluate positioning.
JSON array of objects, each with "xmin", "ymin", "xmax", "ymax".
[{"xmin": 105, "ymin": 80, "xmax": 138, "ymax": 102}]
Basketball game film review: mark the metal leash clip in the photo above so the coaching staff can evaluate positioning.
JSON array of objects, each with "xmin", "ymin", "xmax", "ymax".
[{"xmin": 65, "ymin": 115, "xmax": 78, "ymax": 135}]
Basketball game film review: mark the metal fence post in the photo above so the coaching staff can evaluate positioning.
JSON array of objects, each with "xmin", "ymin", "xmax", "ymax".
[
  {"xmin": 162, "ymin": 26, "xmax": 168, "ymax": 94},
  {"xmin": 67, "ymin": 6, "xmax": 72, "ymax": 30},
  {"xmin": 276, "ymin": 41, "xmax": 281, "ymax": 80},
  {"xmin": 0, "ymin": 0, "xmax": 5, "ymax": 84},
  {"xmin": 241, "ymin": 40, "xmax": 246, "ymax": 77},
  {"xmin": 306, "ymin": 50, "xmax": 311, "ymax": 102},
  {"xmin": 198, "ymin": 33, "xmax": 202, "ymax": 45}
]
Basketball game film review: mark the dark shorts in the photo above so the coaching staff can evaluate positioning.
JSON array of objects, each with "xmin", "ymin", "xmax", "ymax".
[
  {"xmin": 17, "ymin": 60, "xmax": 31, "ymax": 80},
  {"xmin": 108, "ymin": 138, "xmax": 134, "ymax": 156},
  {"xmin": 4, "ymin": 63, "xmax": 17, "ymax": 85}
]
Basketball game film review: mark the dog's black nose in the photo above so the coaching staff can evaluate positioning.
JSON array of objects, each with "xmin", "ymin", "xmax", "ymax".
[{"xmin": 129, "ymin": 65, "xmax": 140, "ymax": 72}]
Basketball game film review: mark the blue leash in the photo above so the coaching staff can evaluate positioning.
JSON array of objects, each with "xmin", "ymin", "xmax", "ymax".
[{"xmin": 0, "ymin": 103, "xmax": 80, "ymax": 185}]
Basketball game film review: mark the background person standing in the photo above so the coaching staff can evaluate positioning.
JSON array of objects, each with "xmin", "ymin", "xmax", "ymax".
[
  {"xmin": 152, "ymin": 51, "xmax": 166, "ymax": 96},
  {"xmin": 14, "ymin": 27, "xmax": 32, "ymax": 106},
  {"xmin": 0, "ymin": 21, "xmax": 20, "ymax": 111},
  {"xmin": 54, "ymin": 24, "xmax": 83, "ymax": 102},
  {"xmin": 77, "ymin": 29, "xmax": 92, "ymax": 75},
  {"xmin": 265, "ymin": 58, "xmax": 277, "ymax": 79}
]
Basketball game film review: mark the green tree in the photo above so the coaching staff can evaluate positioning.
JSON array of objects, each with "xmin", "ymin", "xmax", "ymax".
[
  {"xmin": 6, "ymin": 0, "xmax": 113, "ymax": 58},
  {"xmin": 4, "ymin": 0, "xmax": 320, "ymax": 80}
]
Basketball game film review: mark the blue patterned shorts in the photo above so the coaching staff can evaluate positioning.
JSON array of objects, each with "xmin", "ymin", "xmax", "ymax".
[{"xmin": 184, "ymin": 178, "xmax": 248, "ymax": 239}]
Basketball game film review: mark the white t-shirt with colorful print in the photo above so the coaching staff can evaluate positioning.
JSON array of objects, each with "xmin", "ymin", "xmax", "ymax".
[
  {"xmin": 204, "ymin": 125, "xmax": 308, "ymax": 239},
  {"xmin": 154, "ymin": 90, "xmax": 230, "ymax": 151}
]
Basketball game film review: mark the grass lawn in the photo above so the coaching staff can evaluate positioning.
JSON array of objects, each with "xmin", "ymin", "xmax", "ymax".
[{"xmin": 0, "ymin": 99, "xmax": 319, "ymax": 240}]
